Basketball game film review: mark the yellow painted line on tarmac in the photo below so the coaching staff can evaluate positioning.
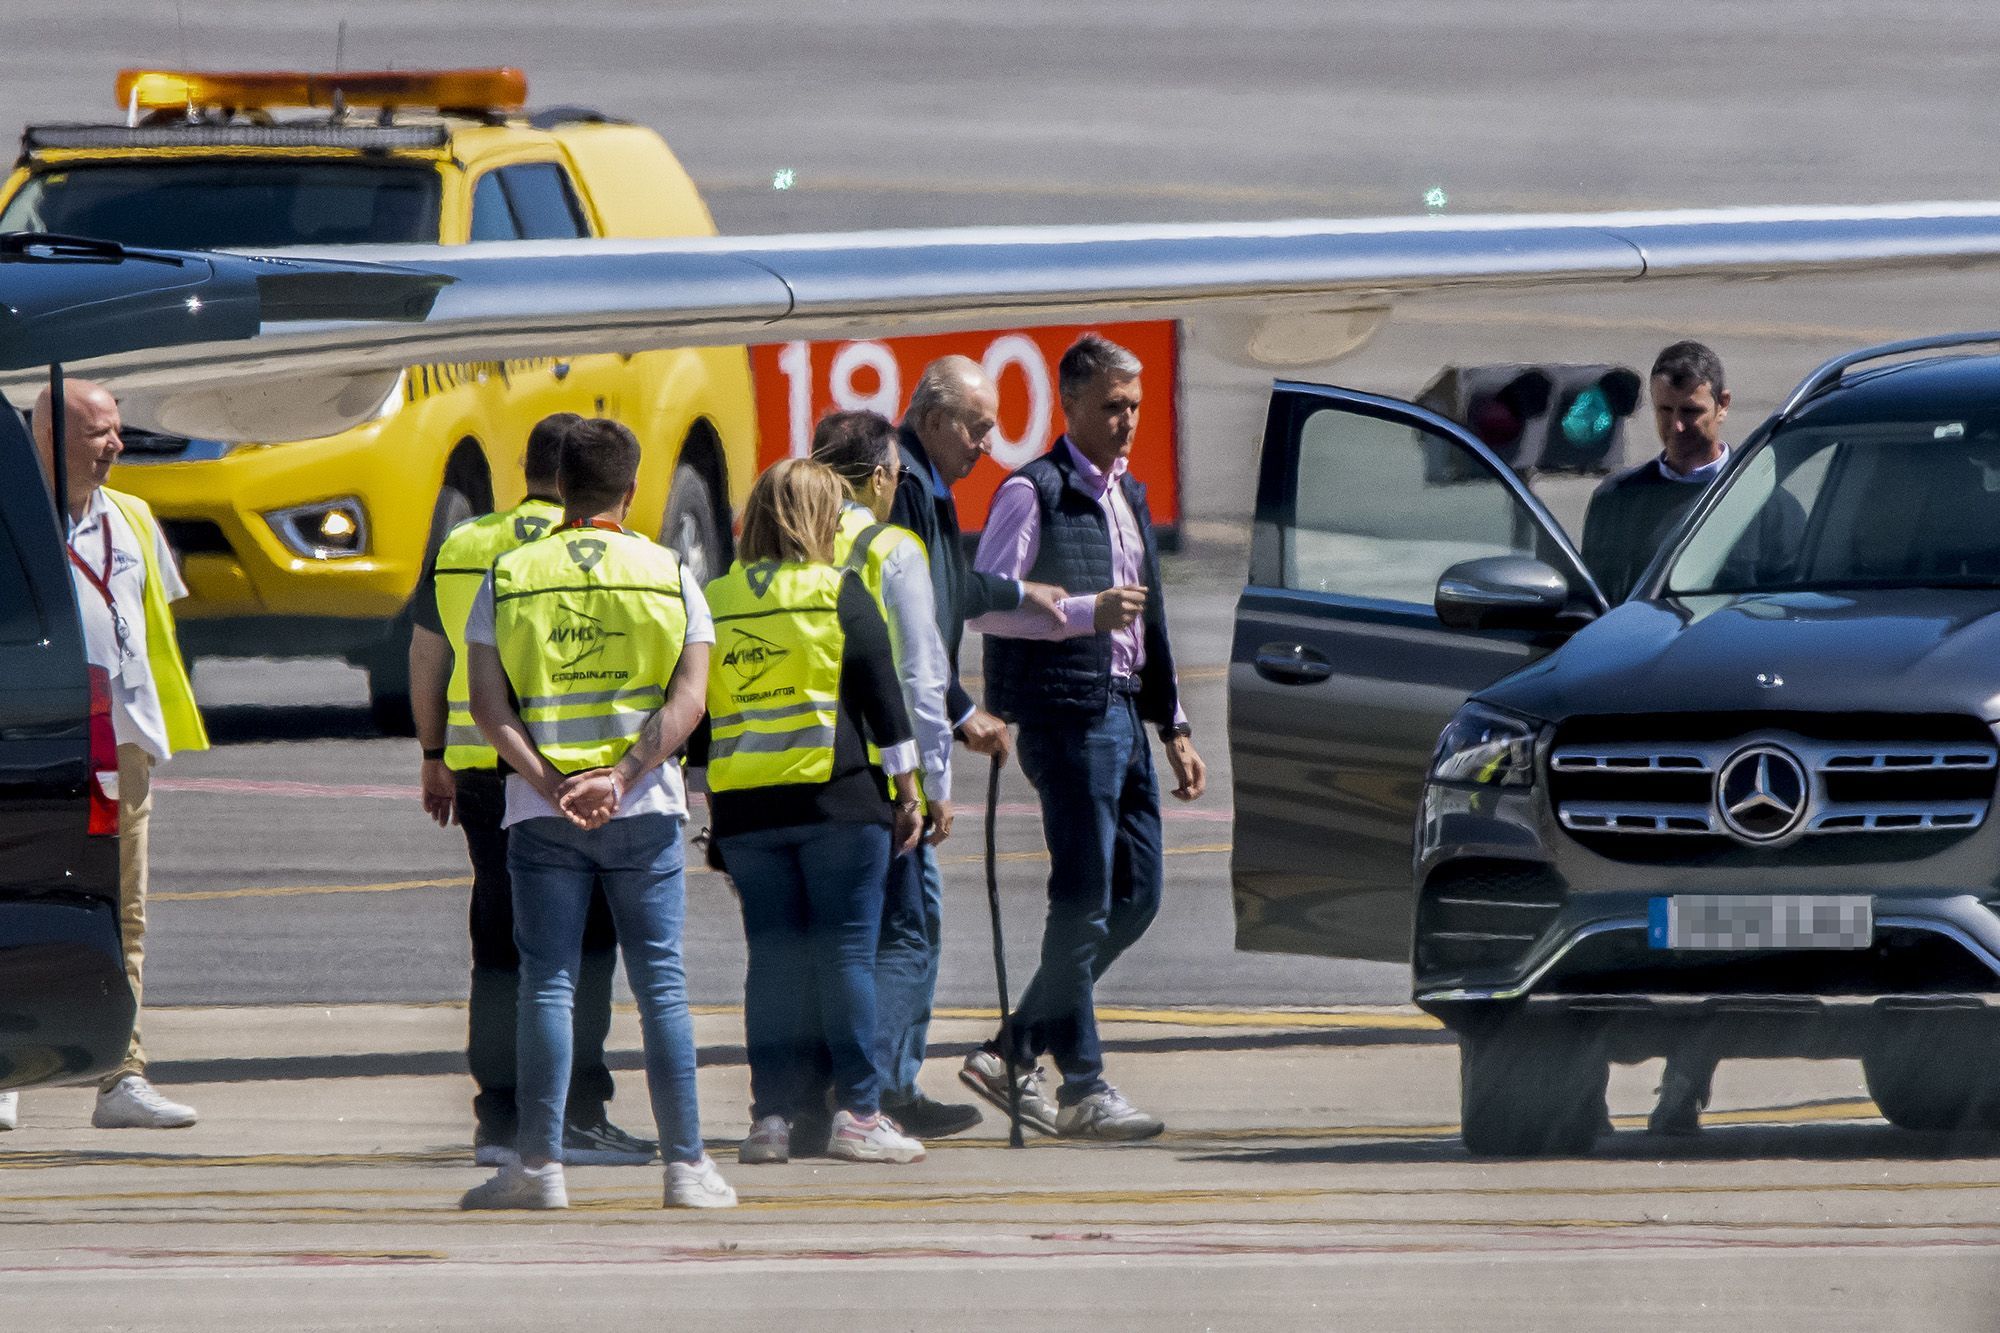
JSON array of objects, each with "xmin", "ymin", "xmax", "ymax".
[
  {"xmin": 152, "ymin": 877, "xmax": 471, "ymax": 903},
  {"xmin": 927, "ymin": 1004, "xmax": 1441, "ymax": 1031}
]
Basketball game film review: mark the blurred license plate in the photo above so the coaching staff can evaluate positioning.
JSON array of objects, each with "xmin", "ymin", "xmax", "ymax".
[{"xmin": 1648, "ymin": 895, "xmax": 1873, "ymax": 950}]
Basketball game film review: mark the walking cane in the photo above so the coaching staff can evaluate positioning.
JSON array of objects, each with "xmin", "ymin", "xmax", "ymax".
[{"xmin": 983, "ymin": 752, "xmax": 1026, "ymax": 1148}]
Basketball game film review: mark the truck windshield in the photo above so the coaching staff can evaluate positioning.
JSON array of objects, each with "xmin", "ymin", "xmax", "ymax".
[
  {"xmin": 1667, "ymin": 419, "xmax": 2000, "ymax": 595},
  {"xmin": 0, "ymin": 162, "xmax": 440, "ymax": 249}
]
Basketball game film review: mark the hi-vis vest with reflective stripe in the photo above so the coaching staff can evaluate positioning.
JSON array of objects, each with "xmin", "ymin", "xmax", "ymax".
[
  {"xmin": 703, "ymin": 561, "xmax": 846, "ymax": 792},
  {"xmin": 436, "ymin": 499, "xmax": 564, "ymax": 770},
  {"xmin": 491, "ymin": 525, "xmax": 688, "ymax": 775},
  {"xmin": 832, "ymin": 504, "xmax": 926, "ymax": 804}
]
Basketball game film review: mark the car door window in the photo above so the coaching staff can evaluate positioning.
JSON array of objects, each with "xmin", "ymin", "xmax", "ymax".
[
  {"xmin": 497, "ymin": 164, "xmax": 590, "ymax": 239},
  {"xmin": 1284, "ymin": 405, "xmax": 1534, "ymax": 605},
  {"xmin": 469, "ymin": 172, "xmax": 519, "ymax": 241}
]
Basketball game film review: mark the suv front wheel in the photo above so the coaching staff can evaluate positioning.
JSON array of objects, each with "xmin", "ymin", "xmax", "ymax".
[
  {"xmin": 1458, "ymin": 1013, "xmax": 1611, "ymax": 1157},
  {"xmin": 1862, "ymin": 1013, "xmax": 2000, "ymax": 1132}
]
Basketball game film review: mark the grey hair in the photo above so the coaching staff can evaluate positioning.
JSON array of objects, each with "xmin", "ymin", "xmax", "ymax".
[
  {"xmin": 905, "ymin": 354, "xmax": 987, "ymax": 429},
  {"xmin": 1057, "ymin": 333, "xmax": 1142, "ymax": 401}
]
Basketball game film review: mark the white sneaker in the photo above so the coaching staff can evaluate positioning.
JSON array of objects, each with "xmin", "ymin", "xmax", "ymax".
[
  {"xmin": 665, "ymin": 1154, "xmax": 738, "ymax": 1208},
  {"xmin": 0, "ymin": 1091, "xmax": 16, "ymax": 1131},
  {"xmin": 92, "ymin": 1076, "xmax": 196, "ymax": 1129},
  {"xmin": 827, "ymin": 1109, "xmax": 925, "ymax": 1164},
  {"xmin": 1054, "ymin": 1086, "xmax": 1164, "ymax": 1141},
  {"xmin": 959, "ymin": 1049, "xmax": 1061, "ymax": 1135},
  {"xmin": 460, "ymin": 1160, "xmax": 567, "ymax": 1210},
  {"xmin": 739, "ymin": 1114, "xmax": 790, "ymax": 1165}
]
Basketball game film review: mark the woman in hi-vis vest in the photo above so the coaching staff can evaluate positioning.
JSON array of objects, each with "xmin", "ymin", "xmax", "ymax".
[{"xmin": 699, "ymin": 459, "xmax": 928, "ymax": 1166}]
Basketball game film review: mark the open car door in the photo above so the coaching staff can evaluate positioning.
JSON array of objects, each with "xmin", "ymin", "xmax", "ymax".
[{"xmin": 1229, "ymin": 382, "xmax": 1604, "ymax": 963}]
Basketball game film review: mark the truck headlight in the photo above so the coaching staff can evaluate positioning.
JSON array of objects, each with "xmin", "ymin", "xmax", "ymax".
[
  {"xmin": 1429, "ymin": 703, "xmax": 1538, "ymax": 787},
  {"xmin": 266, "ymin": 498, "xmax": 369, "ymax": 560}
]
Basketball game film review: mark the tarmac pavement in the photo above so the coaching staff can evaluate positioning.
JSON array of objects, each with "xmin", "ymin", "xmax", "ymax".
[{"xmin": 4, "ymin": 1003, "xmax": 1997, "ymax": 1331}]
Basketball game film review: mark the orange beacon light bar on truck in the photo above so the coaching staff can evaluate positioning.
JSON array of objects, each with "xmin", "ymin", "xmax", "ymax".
[{"xmin": 115, "ymin": 68, "xmax": 528, "ymax": 114}]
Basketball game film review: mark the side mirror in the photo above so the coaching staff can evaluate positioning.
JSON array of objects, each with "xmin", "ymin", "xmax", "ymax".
[{"xmin": 1435, "ymin": 555, "xmax": 1571, "ymax": 630}]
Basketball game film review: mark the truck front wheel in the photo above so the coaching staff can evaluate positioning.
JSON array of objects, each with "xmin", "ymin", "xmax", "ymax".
[{"xmin": 660, "ymin": 459, "xmax": 725, "ymax": 587}]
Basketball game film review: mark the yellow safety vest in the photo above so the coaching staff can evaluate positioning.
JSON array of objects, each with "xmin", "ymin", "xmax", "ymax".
[
  {"xmin": 102, "ymin": 488, "xmax": 207, "ymax": 754},
  {"xmin": 490, "ymin": 523, "xmax": 688, "ymax": 774},
  {"xmin": 832, "ymin": 503, "xmax": 928, "ymax": 807},
  {"xmin": 703, "ymin": 560, "xmax": 846, "ymax": 792},
  {"xmin": 434, "ymin": 498, "xmax": 563, "ymax": 770}
]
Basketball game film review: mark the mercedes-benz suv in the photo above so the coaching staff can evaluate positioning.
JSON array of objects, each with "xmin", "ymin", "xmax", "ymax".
[{"xmin": 1230, "ymin": 333, "xmax": 2000, "ymax": 1154}]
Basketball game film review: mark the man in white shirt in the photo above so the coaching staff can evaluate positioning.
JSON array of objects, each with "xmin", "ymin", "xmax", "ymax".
[{"xmin": 7, "ymin": 380, "xmax": 205, "ymax": 1133}]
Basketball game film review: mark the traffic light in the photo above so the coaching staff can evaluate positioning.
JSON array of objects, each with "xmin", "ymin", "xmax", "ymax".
[
  {"xmin": 1416, "ymin": 363, "xmax": 1641, "ymax": 481},
  {"xmin": 1538, "ymin": 365, "xmax": 1643, "ymax": 474}
]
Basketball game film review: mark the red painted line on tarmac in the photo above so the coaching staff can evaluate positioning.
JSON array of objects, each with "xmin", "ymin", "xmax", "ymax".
[
  {"xmin": 153, "ymin": 778, "xmax": 1232, "ymax": 821},
  {"xmin": 9, "ymin": 1231, "xmax": 2000, "ymax": 1278}
]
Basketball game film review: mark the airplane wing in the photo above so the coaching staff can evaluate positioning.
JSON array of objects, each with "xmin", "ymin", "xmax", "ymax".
[{"xmin": 11, "ymin": 201, "xmax": 2000, "ymax": 439}]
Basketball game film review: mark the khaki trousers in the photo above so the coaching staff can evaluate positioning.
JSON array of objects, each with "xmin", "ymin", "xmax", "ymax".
[{"xmin": 108, "ymin": 742, "xmax": 153, "ymax": 1089}]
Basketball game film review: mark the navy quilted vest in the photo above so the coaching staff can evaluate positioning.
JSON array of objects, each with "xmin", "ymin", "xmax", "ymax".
[{"xmin": 983, "ymin": 443, "xmax": 1180, "ymax": 727}]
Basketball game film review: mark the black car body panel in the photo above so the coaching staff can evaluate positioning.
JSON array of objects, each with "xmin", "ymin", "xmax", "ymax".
[
  {"xmin": 0, "ymin": 399, "xmax": 130, "ymax": 1091},
  {"xmin": 0, "ymin": 234, "xmax": 445, "ymax": 1091}
]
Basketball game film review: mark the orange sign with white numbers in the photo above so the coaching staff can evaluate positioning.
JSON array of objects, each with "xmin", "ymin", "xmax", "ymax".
[{"xmin": 750, "ymin": 321, "xmax": 1182, "ymax": 530}]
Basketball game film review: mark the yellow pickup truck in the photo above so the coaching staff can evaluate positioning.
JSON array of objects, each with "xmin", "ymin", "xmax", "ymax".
[{"xmin": 0, "ymin": 68, "xmax": 756, "ymax": 727}]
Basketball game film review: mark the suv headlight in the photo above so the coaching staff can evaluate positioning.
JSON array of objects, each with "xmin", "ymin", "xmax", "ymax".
[
  {"xmin": 1429, "ymin": 703, "xmax": 1538, "ymax": 787},
  {"xmin": 265, "ymin": 497, "xmax": 369, "ymax": 560}
]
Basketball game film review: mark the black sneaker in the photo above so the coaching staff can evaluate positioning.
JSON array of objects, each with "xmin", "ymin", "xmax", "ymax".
[
  {"xmin": 882, "ymin": 1093, "xmax": 984, "ymax": 1139},
  {"xmin": 474, "ymin": 1122, "xmax": 518, "ymax": 1167},
  {"xmin": 789, "ymin": 1111, "xmax": 833, "ymax": 1158},
  {"xmin": 562, "ymin": 1117, "xmax": 658, "ymax": 1165}
]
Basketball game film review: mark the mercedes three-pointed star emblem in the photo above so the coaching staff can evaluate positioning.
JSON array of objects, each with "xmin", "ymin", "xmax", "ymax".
[{"xmin": 1716, "ymin": 744, "xmax": 1809, "ymax": 843}]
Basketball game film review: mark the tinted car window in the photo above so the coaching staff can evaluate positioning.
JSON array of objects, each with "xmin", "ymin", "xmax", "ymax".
[
  {"xmin": 498, "ymin": 164, "xmax": 589, "ymax": 240},
  {"xmin": 468, "ymin": 172, "xmax": 521, "ymax": 241},
  {"xmin": 0, "ymin": 164, "xmax": 440, "ymax": 248},
  {"xmin": 1668, "ymin": 423, "xmax": 2000, "ymax": 594},
  {"xmin": 1284, "ymin": 406, "xmax": 1531, "ymax": 605}
]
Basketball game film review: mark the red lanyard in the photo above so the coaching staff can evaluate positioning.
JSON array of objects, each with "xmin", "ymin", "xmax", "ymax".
[
  {"xmin": 562, "ymin": 518, "xmax": 625, "ymax": 533},
  {"xmin": 67, "ymin": 522, "xmax": 117, "ymax": 612}
]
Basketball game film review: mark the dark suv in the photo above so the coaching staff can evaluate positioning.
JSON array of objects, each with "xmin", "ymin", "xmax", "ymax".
[
  {"xmin": 0, "ymin": 233, "xmax": 441, "ymax": 1091},
  {"xmin": 1231, "ymin": 334, "xmax": 2000, "ymax": 1154}
]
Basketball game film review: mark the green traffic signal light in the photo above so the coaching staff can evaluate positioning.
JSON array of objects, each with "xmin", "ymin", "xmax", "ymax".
[{"xmin": 1559, "ymin": 384, "xmax": 1615, "ymax": 448}]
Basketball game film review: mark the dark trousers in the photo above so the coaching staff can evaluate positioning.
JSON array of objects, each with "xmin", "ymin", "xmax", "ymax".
[
  {"xmin": 721, "ymin": 820, "xmax": 890, "ymax": 1121},
  {"xmin": 1003, "ymin": 696, "xmax": 1164, "ymax": 1106},
  {"xmin": 456, "ymin": 769, "xmax": 617, "ymax": 1135}
]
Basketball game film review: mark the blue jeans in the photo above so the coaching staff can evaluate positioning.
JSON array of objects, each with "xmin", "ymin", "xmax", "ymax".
[
  {"xmin": 873, "ymin": 843, "xmax": 944, "ymax": 1103},
  {"xmin": 722, "ymin": 821, "xmax": 890, "ymax": 1119},
  {"xmin": 1005, "ymin": 697, "xmax": 1164, "ymax": 1106},
  {"xmin": 508, "ymin": 813, "xmax": 703, "ymax": 1165}
]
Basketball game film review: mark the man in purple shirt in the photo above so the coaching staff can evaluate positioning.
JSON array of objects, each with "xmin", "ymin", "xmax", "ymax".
[{"xmin": 958, "ymin": 334, "xmax": 1207, "ymax": 1140}]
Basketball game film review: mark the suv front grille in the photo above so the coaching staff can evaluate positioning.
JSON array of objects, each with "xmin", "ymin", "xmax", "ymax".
[{"xmin": 1550, "ymin": 720, "xmax": 1998, "ymax": 847}]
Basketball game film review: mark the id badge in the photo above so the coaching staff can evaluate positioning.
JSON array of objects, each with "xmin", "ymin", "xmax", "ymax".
[{"xmin": 112, "ymin": 613, "xmax": 145, "ymax": 689}]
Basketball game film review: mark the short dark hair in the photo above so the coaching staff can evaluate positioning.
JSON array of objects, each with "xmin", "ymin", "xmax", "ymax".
[
  {"xmin": 1651, "ymin": 340, "xmax": 1726, "ymax": 396},
  {"xmin": 523, "ymin": 412, "xmax": 583, "ymax": 487},
  {"xmin": 810, "ymin": 409, "xmax": 898, "ymax": 488},
  {"xmin": 1058, "ymin": 333, "xmax": 1143, "ymax": 402},
  {"xmin": 558, "ymin": 418, "xmax": 642, "ymax": 514}
]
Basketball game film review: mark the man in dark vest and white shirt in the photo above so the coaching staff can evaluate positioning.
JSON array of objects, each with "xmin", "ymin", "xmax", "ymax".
[{"xmin": 959, "ymin": 333, "xmax": 1207, "ymax": 1140}]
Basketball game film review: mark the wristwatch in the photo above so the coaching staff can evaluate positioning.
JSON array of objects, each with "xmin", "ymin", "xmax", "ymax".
[
  {"xmin": 892, "ymin": 799, "xmax": 921, "ymax": 814},
  {"xmin": 1158, "ymin": 722, "xmax": 1193, "ymax": 742}
]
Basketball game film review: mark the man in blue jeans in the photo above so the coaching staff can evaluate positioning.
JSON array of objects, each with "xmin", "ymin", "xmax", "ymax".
[
  {"xmin": 962, "ymin": 334, "xmax": 1208, "ymax": 1140},
  {"xmin": 458, "ymin": 419, "xmax": 734, "ymax": 1210}
]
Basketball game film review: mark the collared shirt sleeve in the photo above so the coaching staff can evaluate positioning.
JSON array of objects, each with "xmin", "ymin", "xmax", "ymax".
[
  {"xmin": 879, "ymin": 535, "xmax": 954, "ymax": 802},
  {"xmin": 463, "ymin": 575, "xmax": 497, "ymax": 648},
  {"xmin": 967, "ymin": 476, "xmax": 1094, "ymax": 639}
]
